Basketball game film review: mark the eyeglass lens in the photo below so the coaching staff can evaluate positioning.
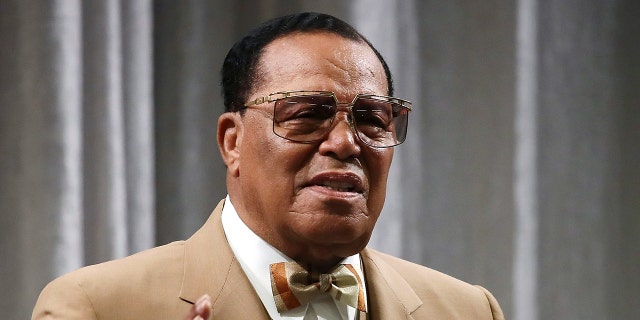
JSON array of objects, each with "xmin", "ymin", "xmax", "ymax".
[{"xmin": 273, "ymin": 95, "xmax": 408, "ymax": 147}]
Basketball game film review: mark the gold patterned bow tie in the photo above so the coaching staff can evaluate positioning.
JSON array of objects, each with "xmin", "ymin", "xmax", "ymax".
[{"xmin": 269, "ymin": 261, "xmax": 367, "ymax": 313}]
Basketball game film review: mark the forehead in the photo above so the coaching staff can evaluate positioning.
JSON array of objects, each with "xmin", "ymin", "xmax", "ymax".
[{"xmin": 253, "ymin": 32, "xmax": 388, "ymax": 98}]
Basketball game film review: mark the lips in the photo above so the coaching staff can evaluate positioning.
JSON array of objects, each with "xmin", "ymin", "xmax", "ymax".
[
  {"xmin": 305, "ymin": 172, "xmax": 365, "ymax": 194},
  {"xmin": 317, "ymin": 180, "xmax": 357, "ymax": 192}
]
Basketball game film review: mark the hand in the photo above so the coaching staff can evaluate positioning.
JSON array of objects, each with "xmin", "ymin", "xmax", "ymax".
[{"xmin": 183, "ymin": 294, "xmax": 212, "ymax": 320}]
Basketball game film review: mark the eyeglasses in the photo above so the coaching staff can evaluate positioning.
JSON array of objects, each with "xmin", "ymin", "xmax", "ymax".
[{"xmin": 242, "ymin": 90, "xmax": 412, "ymax": 148}]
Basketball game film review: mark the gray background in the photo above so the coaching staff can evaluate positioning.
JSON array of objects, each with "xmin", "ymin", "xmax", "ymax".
[{"xmin": 1, "ymin": 0, "xmax": 638, "ymax": 319}]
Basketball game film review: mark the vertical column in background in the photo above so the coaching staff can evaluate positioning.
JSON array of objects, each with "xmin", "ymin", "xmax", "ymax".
[
  {"xmin": 121, "ymin": 0, "xmax": 155, "ymax": 254},
  {"xmin": 537, "ymin": 0, "xmax": 618, "ymax": 318},
  {"xmin": 514, "ymin": 0, "xmax": 539, "ymax": 319},
  {"xmin": 153, "ymin": 1, "xmax": 232, "ymax": 245},
  {"xmin": 82, "ymin": 0, "xmax": 128, "ymax": 264}
]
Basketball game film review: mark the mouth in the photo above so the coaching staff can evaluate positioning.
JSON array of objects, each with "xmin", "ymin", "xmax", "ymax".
[
  {"xmin": 317, "ymin": 180, "xmax": 358, "ymax": 192},
  {"xmin": 304, "ymin": 172, "xmax": 365, "ymax": 195}
]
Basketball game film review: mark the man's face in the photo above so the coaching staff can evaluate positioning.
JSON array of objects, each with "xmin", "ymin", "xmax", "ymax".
[{"xmin": 224, "ymin": 31, "xmax": 394, "ymax": 268}]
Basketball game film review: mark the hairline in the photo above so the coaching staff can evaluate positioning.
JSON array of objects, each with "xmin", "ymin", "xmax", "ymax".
[{"xmin": 248, "ymin": 31, "xmax": 383, "ymax": 102}]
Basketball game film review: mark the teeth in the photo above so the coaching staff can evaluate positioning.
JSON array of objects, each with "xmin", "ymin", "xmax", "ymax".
[{"xmin": 320, "ymin": 181, "xmax": 355, "ymax": 192}]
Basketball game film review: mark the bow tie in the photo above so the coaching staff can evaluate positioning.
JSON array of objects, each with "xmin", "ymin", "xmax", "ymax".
[{"xmin": 269, "ymin": 261, "xmax": 367, "ymax": 313}]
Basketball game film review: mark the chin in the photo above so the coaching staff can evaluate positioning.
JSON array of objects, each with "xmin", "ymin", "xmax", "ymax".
[
  {"xmin": 304, "ymin": 210, "xmax": 367, "ymax": 233},
  {"xmin": 300, "ymin": 222, "xmax": 372, "ymax": 249},
  {"xmin": 283, "ymin": 204, "xmax": 376, "ymax": 254}
]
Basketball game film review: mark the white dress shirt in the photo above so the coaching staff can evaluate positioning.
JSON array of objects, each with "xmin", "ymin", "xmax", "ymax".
[{"xmin": 221, "ymin": 195, "xmax": 367, "ymax": 320}]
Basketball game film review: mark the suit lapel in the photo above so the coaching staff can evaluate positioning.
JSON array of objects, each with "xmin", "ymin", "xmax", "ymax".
[
  {"xmin": 179, "ymin": 199, "xmax": 270, "ymax": 319},
  {"xmin": 361, "ymin": 248, "xmax": 423, "ymax": 320}
]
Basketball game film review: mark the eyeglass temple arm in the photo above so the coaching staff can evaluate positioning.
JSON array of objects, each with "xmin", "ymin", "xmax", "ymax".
[{"xmin": 245, "ymin": 92, "xmax": 297, "ymax": 107}]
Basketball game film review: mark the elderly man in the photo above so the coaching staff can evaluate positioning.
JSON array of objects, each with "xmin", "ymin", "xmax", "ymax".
[{"xmin": 33, "ymin": 12, "xmax": 504, "ymax": 320}]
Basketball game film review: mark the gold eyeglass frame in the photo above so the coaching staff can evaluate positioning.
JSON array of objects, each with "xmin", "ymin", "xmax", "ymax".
[{"xmin": 243, "ymin": 90, "xmax": 412, "ymax": 148}]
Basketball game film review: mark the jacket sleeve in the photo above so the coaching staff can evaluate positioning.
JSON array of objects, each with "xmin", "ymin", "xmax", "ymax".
[
  {"xmin": 32, "ymin": 274, "xmax": 97, "ymax": 320},
  {"xmin": 475, "ymin": 285, "xmax": 505, "ymax": 320}
]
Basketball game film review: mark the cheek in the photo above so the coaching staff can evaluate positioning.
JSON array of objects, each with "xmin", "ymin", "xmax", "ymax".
[
  {"xmin": 368, "ymin": 149, "xmax": 393, "ymax": 185},
  {"xmin": 243, "ymin": 129, "xmax": 309, "ymax": 195},
  {"xmin": 365, "ymin": 150, "xmax": 393, "ymax": 206}
]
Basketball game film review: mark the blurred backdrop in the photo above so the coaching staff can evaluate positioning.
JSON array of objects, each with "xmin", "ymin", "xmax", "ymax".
[{"xmin": 1, "ymin": 1, "xmax": 638, "ymax": 319}]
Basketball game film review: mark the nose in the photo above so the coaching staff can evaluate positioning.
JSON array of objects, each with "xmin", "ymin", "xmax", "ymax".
[{"xmin": 318, "ymin": 111, "xmax": 361, "ymax": 159}]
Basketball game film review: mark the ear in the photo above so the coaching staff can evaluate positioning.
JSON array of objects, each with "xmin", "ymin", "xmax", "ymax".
[{"xmin": 217, "ymin": 112, "xmax": 243, "ymax": 177}]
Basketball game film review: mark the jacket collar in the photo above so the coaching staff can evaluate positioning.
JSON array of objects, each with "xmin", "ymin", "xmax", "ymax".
[{"xmin": 361, "ymin": 248, "xmax": 423, "ymax": 319}]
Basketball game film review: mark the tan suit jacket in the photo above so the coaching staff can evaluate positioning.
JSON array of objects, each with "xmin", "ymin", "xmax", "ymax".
[{"xmin": 33, "ymin": 200, "xmax": 504, "ymax": 319}]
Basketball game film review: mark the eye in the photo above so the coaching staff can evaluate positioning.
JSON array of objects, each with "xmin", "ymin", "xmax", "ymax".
[
  {"xmin": 353, "ymin": 100, "xmax": 393, "ymax": 129},
  {"xmin": 292, "ymin": 104, "xmax": 332, "ymax": 120},
  {"xmin": 276, "ymin": 96, "xmax": 335, "ymax": 122}
]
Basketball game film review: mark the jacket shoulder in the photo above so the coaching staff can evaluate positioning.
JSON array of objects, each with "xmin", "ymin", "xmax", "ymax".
[
  {"xmin": 71, "ymin": 240, "xmax": 186, "ymax": 285},
  {"xmin": 366, "ymin": 248, "xmax": 470, "ymax": 289},
  {"xmin": 33, "ymin": 241, "xmax": 189, "ymax": 319}
]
